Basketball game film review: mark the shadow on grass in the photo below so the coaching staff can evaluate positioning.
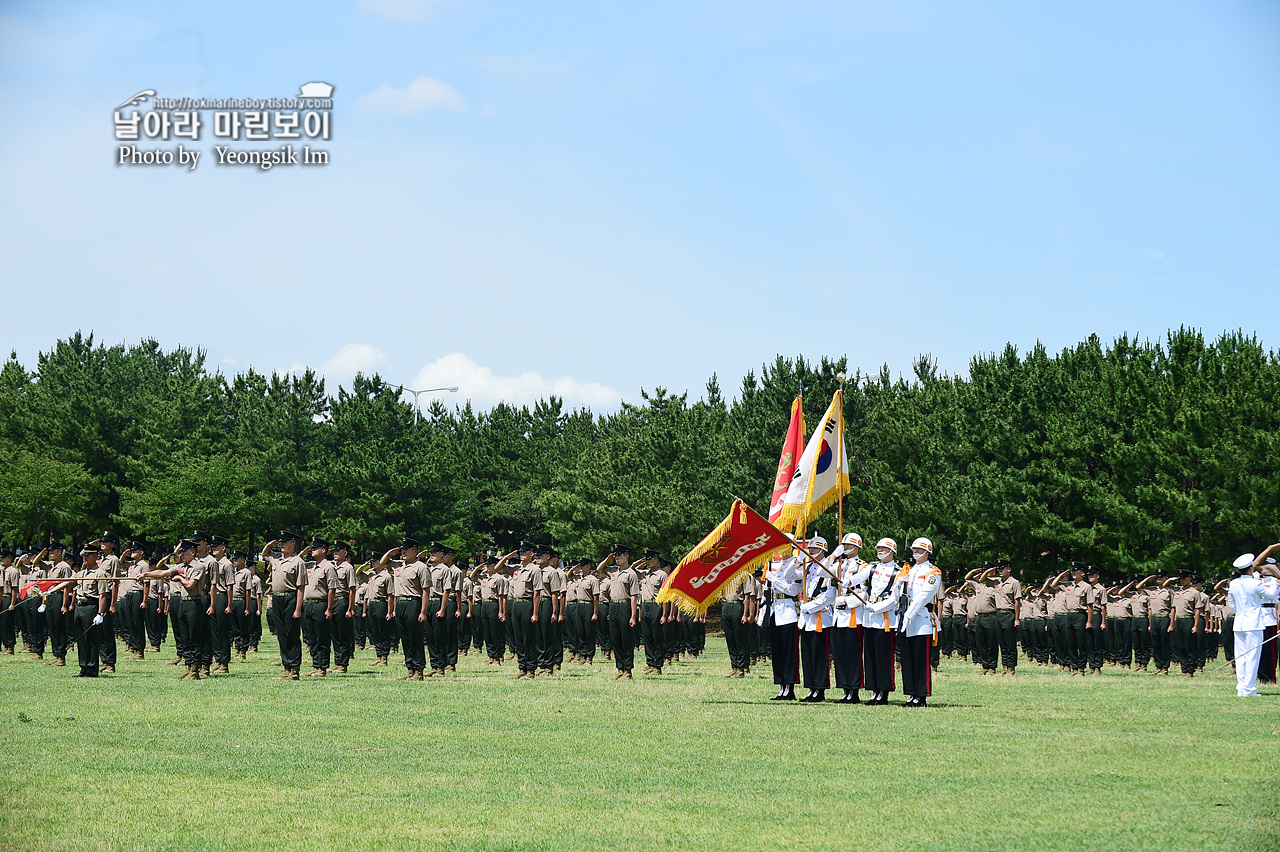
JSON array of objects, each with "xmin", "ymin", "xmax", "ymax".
[{"xmin": 701, "ymin": 699, "xmax": 986, "ymax": 708}]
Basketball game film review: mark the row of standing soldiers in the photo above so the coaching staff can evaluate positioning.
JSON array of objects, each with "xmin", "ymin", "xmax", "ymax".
[{"xmin": 937, "ymin": 559, "xmax": 1280, "ymax": 681}]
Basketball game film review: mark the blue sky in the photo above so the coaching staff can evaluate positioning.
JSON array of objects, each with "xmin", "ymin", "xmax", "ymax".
[{"xmin": 1, "ymin": 0, "xmax": 1276, "ymax": 411}]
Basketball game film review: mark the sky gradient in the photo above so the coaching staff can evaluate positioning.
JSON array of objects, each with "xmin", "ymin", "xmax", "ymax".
[{"xmin": 2, "ymin": 0, "xmax": 1277, "ymax": 411}]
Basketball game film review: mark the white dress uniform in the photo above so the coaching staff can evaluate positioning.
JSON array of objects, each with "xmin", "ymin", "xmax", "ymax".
[
  {"xmin": 899, "ymin": 559, "xmax": 942, "ymax": 704},
  {"xmin": 1230, "ymin": 570, "xmax": 1278, "ymax": 696},
  {"xmin": 1261, "ymin": 564, "xmax": 1279, "ymax": 684},
  {"xmin": 830, "ymin": 555, "xmax": 866, "ymax": 699},
  {"xmin": 850, "ymin": 558, "xmax": 902, "ymax": 698},
  {"xmin": 764, "ymin": 556, "xmax": 804, "ymax": 694},
  {"xmin": 796, "ymin": 557, "xmax": 836, "ymax": 699}
]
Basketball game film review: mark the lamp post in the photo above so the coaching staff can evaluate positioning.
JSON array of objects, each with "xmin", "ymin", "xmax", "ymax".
[{"xmin": 402, "ymin": 386, "xmax": 459, "ymax": 423}]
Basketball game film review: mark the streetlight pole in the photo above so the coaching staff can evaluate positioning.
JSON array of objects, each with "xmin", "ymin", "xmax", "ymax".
[{"xmin": 402, "ymin": 386, "xmax": 459, "ymax": 423}]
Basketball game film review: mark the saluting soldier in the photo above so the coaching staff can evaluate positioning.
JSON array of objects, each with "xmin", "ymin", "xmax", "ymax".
[
  {"xmin": 364, "ymin": 555, "xmax": 396, "ymax": 667},
  {"xmin": 532, "ymin": 546, "xmax": 563, "ymax": 675},
  {"xmin": 382, "ymin": 537, "xmax": 429, "ymax": 681},
  {"xmin": 260, "ymin": 532, "xmax": 306, "ymax": 680},
  {"xmin": 425, "ymin": 543, "xmax": 463, "ymax": 676},
  {"xmin": 1059, "ymin": 564, "xmax": 1090, "ymax": 675},
  {"xmin": 1169, "ymin": 572, "xmax": 1204, "ymax": 677},
  {"xmin": 476, "ymin": 556, "xmax": 508, "ymax": 664},
  {"xmin": 638, "ymin": 549, "xmax": 669, "ymax": 675},
  {"xmin": 596, "ymin": 557, "xmax": 613, "ymax": 662},
  {"xmin": 35, "ymin": 542, "xmax": 73, "ymax": 667},
  {"xmin": 300, "ymin": 538, "xmax": 338, "ymax": 677},
  {"xmin": 1129, "ymin": 577, "xmax": 1153, "ymax": 671},
  {"xmin": 92, "ymin": 532, "xmax": 123, "ymax": 673},
  {"xmin": 500, "ymin": 546, "xmax": 543, "ymax": 679},
  {"xmin": 967, "ymin": 566, "xmax": 999, "ymax": 674},
  {"xmin": 1146, "ymin": 570, "xmax": 1175, "ymax": 674},
  {"xmin": 189, "ymin": 532, "xmax": 217, "ymax": 677},
  {"xmin": 1084, "ymin": 566, "xmax": 1107, "ymax": 674},
  {"xmin": 117, "ymin": 543, "xmax": 149, "ymax": 661},
  {"xmin": 231, "ymin": 549, "xmax": 258, "ymax": 659},
  {"xmin": 208, "ymin": 536, "xmax": 236, "ymax": 674},
  {"xmin": 568, "ymin": 557, "xmax": 600, "ymax": 664},
  {"xmin": 992, "ymin": 560, "xmax": 1022, "ymax": 676},
  {"xmin": 602, "ymin": 545, "xmax": 639, "ymax": 681},
  {"xmin": 330, "ymin": 541, "xmax": 358, "ymax": 673}
]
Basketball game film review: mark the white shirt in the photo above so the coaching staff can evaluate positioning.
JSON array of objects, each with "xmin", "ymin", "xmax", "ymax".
[
  {"xmin": 1231, "ymin": 574, "xmax": 1278, "ymax": 632},
  {"xmin": 830, "ymin": 558, "xmax": 862, "ymax": 628},
  {"xmin": 764, "ymin": 557, "xmax": 804, "ymax": 627},
  {"xmin": 1260, "ymin": 575, "xmax": 1279, "ymax": 628},
  {"xmin": 847, "ymin": 559, "xmax": 900, "ymax": 631},
  {"xmin": 901, "ymin": 560, "xmax": 942, "ymax": 637},
  {"xmin": 797, "ymin": 558, "xmax": 837, "ymax": 631}
]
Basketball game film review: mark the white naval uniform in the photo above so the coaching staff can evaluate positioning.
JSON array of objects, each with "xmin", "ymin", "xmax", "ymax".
[
  {"xmin": 765, "ymin": 557, "xmax": 803, "ymax": 627},
  {"xmin": 850, "ymin": 559, "xmax": 901, "ymax": 632},
  {"xmin": 797, "ymin": 559, "xmax": 836, "ymax": 631},
  {"xmin": 830, "ymin": 558, "xmax": 863, "ymax": 629},
  {"xmin": 1229, "ymin": 574, "xmax": 1278, "ymax": 696},
  {"xmin": 900, "ymin": 560, "xmax": 943, "ymax": 638}
]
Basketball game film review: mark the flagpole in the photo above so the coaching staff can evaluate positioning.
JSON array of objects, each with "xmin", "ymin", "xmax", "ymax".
[{"xmin": 836, "ymin": 371, "xmax": 846, "ymax": 546}]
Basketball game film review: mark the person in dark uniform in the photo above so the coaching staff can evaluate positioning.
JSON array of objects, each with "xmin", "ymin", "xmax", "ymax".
[{"xmin": 601, "ymin": 545, "xmax": 639, "ymax": 680}]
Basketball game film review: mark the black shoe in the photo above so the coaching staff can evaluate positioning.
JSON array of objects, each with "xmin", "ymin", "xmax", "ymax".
[
  {"xmin": 779, "ymin": 690, "xmax": 797, "ymax": 701},
  {"xmin": 800, "ymin": 691, "xmax": 817, "ymax": 702},
  {"xmin": 769, "ymin": 693, "xmax": 786, "ymax": 700},
  {"xmin": 812, "ymin": 690, "xmax": 825, "ymax": 702}
]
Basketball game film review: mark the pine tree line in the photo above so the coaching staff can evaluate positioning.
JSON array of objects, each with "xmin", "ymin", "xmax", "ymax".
[{"xmin": 0, "ymin": 328, "xmax": 1275, "ymax": 580}]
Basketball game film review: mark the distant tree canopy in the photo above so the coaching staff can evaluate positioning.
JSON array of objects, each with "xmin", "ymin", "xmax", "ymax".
[{"xmin": 1, "ymin": 329, "xmax": 1275, "ymax": 581}]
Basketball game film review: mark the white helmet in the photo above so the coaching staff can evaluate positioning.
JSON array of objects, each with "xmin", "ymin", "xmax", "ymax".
[
  {"xmin": 807, "ymin": 535, "xmax": 828, "ymax": 552},
  {"xmin": 911, "ymin": 537, "xmax": 933, "ymax": 554},
  {"xmin": 875, "ymin": 537, "xmax": 897, "ymax": 553},
  {"xmin": 842, "ymin": 533, "xmax": 863, "ymax": 549}
]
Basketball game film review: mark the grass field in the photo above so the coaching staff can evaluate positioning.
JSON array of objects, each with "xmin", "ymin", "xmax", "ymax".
[{"xmin": 1, "ymin": 639, "xmax": 1277, "ymax": 852}]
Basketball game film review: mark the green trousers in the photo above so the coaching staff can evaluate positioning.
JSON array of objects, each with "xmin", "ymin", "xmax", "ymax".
[
  {"xmin": 608, "ymin": 601, "xmax": 635, "ymax": 671},
  {"xmin": 722, "ymin": 601, "xmax": 750, "ymax": 669},
  {"xmin": 1172, "ymin": 617, "xmax": 1198, "ymax": 674},
  {"xmin": 993, "ymin": 610, "xmax": 1018, "ymax": 668}
]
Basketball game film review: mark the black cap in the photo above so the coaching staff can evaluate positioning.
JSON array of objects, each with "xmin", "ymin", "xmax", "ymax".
[
  {"xmin": 210, "ymin": 535, "xmax": 228, "ymax": 547},
  {"xmin": 177, "ymin": 539, "xmax": 197, "ymax": 552},
  {"xmin": 100, "ymin": 531, "xmax": 118, "ymax": 543},
  {"xmin": 644, "ymin": 548, "xmax": 660, "ymax": 559},
  {"xmin": 533, "ymin": 544, "xmax": 550, "ymax": 556},
  {"xmin": 1190, "ymin": 575, "xmax": 1203, "ymax": 584},
  {"xmin": 1071, "ymin": 561, "xmax": 1086, "ymax": 571},
  {"xmin": 518, "ymin": 541, "xmax": 534, "ymax": 552},
  {"xmin": 575, "ymin": 557, "xmax": 593, "ymax": 567},
  {"xmin": 192, "ymin": 531, "xmax": 210, "ymax": 543},
  {"xmin": 611, "ymin": 544, "xmax": 630, "ymax": 555},
  {"xmin": 1086, "ymin": 566, "xmax": 1100, "ymax": 576},
  {"xmin": 128, "ymin": 541, "xmax": 145, "ymax": 551},
  {"xmin": 80, "ymin": 543, "xmax": 100, "ymax": 555},
  {"xmin": 331, "ymin": 540, "xmax": 351, "ymax": 554},
  {"xmin": 1155, "ymin": 569, "xmax": 1168, "ymax": 578},
  {"xmin": 278, "ymin": 531, "xmax": 301, "ymax": 543},
  {"xmin": 0, "ymin": 547, "xmax": 12, "ymax": 558},
  {"xmin": 997, "ymin": 560, "xmax": 1011, "ymax": 569},
  {"xmin": 232, "ymin": 548, "xmax": 249, "ymax": 559},
  {"xmin": 310, "ymin": 538, "xmax": 329, "ymax": 550},
  {"xmin": 428, "ymin": 542, "xmax": 446, "ymax": 553},
  {"xmin": 399, "ymin": 537, "xmax": 420, "ymax": 550},
  {"xmin": 48, "ymin": 541, "xmax": 65, "ymax": 551},
  {"xmin": 484, "ymin": 554, "xmax": 499, "ymax": 565}
]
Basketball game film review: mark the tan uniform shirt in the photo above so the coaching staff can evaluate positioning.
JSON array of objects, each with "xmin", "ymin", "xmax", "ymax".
[
  {"xmin": 179, "ymin": 558, "xmax": 208, "ymax": 599},
  {"xmin": 1148, "ymin": 586, "xmax": 1173, "ymax": 617},
  {"xmin": 639, "ymin": 569, "xmax": 668, "ymax": 602},
  {"xmin": 482, "ymin": 573, "xmax": 510, "ymax": 601},
  {"xmin": 598, "ymin": 572, "xmax": 614, "ymax": 604},
  {"xmin": 211, "ymin": 557, "xmax": 235, "ymax": 594},
  {"xmin": 1171, "ymin": 587, "xmax": 1202, "ymax": 619},
  {"xmin": 539, "ymin": 565, "xmax": 566, "ymax": 598},
  {"xmin": 1061, "ymin": 581, "xmax": 1089, "ymax": 612},
  {"xmin": 232, "ymin": 566, "xmax": 254, "ymax": 600},
  {"xmin": 603, "ymin": 567, "xmax": 639, "ymax": 603},
  {"xmin": 304, "ymin": 559, "xmax": 338, "ymax": 602},
  {"xmin": 392, "ymin": 560, "xmax": 431, "ymax": 598},
  {"xmin": 993, "ymin": 578, "xmax": 1021, "ymax": 611},
  {"xmin": 509, "ymin": 563, "xmax": 543, "ymax": 600},
  {"xmin": 367, "ymin": 569, "xmax": 394, "ymax": 601},
  {"xmin": 333, "ymin": 561, "xmax": 357, "ymax": 597},
  {"xmin": 969, "ymin": 585, "xmax": 998, "ymax": 615},
  {"xmin": 430, "ymin": 564, "xmax": 464, "ymax": 598},
  {"xmin": 268, "ymin": 555, "xmax": 306, "ymax": 595},
  {"xmin": 1130, "ymin": 592, "xmax": 1149, "ymax": 618}
]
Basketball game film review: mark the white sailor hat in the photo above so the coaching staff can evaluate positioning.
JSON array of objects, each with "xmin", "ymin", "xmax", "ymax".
[
  {"xmin": 841, "ymin": 533, "xmax": 863, "ymax": 548},
  {"xmin": 875, "ymin": 537, "xmax": 897, "ymax": 553},
  {"xmin": 1232, "ymin": 553, "xmax": 1255, "ymax": 570},
  {"xmin": 807, "ymin": 535, "xmax": 828, "ymax": 552},
  {"xmin": 911, "ymin": 537, "xmax": 933, "ymax": 554}
]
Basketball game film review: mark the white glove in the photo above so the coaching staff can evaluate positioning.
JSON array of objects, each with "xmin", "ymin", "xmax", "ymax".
[
  {"xmin": 92, "ymin": 614, "xmax": 104, "ymax": 626},
  {"xmin": 37, "ymin": 603, "xmax": 46, "ymax": 613}
]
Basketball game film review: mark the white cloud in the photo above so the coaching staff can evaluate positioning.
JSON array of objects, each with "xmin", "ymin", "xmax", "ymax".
[
  {"xmin": 359, "ymin": 0, "xmax": 448, "ymax": 23},
  {"xmin": 322, "ymin": 343, "xmax": 387, "ymax": 377},
  {"xmin": 356, "ymin": 77, "xmax": 465, "ymax": 115},
  {"xmin": 410, "ymin": 352, "xmax": 625, "ymax": 412},
  {"xmin": 1144, "ymin": 249, "xmax": 1166, "ymax": 262}
]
